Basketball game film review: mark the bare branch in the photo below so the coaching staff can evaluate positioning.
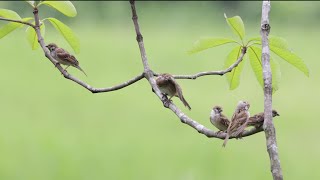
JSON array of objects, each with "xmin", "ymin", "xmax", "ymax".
[
  {"xmin": 31, "ymin": 7, "xmax": 144, "ymax": 93},
  {"xmin": 0, "ymin": 17, "xmax": 36, "ymax": 28},
  {"xmin": 260, "ymin": 1, "xmax": 283, "ymax": 180},
  {"xmin": 170, "ymin": 47, "xmax": 247, "ymax": 79},
  {"xmin": 90, "ymin": 73, "xmax": 145, "ymax": 93},
  {"xmin": 129, "ymin": 0, "xmax": 263, "ymax": 141}
]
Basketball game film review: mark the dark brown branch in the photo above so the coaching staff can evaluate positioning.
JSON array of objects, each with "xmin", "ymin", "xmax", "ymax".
[
  {"xmin": 129, "ymin": 0, "xmax": 263, "ymax": 140},
  {"xmin": 31, "ymin": 7, "xmax": 144, "ymax": 93},
  {"xmin": 0, "ymin": 17, "xmax": 36, "ymax": 28},
  {"xmin": 171, "ymin": 47, "xmax": 247, "ymax": 79},
  {"xmin": 260, "ymin": 1, "xmax": 283, "ymax": 180}
]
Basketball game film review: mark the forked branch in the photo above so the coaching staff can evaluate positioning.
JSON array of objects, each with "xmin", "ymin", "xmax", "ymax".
[
  {"xmin": 0, "ymin": 2, "xmax": 265, "ymax": 140},
  {"xmin": 33, "ymin": 7, "xmax": 145, "ymax": 93},
  {"xmin": 129, "ymin": 0, "xmax": 263, "ymax": 140}
]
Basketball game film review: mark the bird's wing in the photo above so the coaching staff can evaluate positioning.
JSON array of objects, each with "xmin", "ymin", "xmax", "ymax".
[
  {"xmin": 231, "ymin": 111, "xmax": 250, "ymax": 136},
  {"xmin": 248, "ymin": 112, "xmax": 264, "ymax": 125},
  {"xmin": 220, "ymin": 114, "xmax": 230, "ymax": 127},
  {"xmin": 56, "ymin": 48, "xmax": 79, "ymax": 66},
  {"xmin": 168, "ymin": 75, "xmax": 191, "ymax": 110},
  {"xmin": 229, "ymin": 111, "xmax": 249, "ymax": 131}
]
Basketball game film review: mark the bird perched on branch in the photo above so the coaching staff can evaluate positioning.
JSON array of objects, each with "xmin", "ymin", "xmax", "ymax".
[
  {"xmin": 223, "ymin": 101, "xmax": 250, "ymax": 147},
  {"xmin": 247, "ymin": 110, "xmax": 280, "ymax": 128},
  {"xmin": 46, "ymin": 43, "xmax": 87, "ymax": 76},
  {"xmin": 210, "ymin": 106, "xmax": 230, "ymax": 132},
  {"xmin": 155, "ymin": 73, "xmax": 191, "ymax": 110}
]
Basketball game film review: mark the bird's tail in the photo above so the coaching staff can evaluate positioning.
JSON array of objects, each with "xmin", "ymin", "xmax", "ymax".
[
  {"xmin": 222, "ymin": 133, "xmax": 229, "ymax": 147},
  {"xmin": 75, "ymin": 65, "xmax": 87, "ymax": 76},
  {"xmin": 180, "ymin": 95, "xmax": 191, "ymax": 110}
]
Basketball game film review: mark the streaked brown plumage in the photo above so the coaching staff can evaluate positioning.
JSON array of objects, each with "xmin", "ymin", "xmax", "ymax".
[
  {"xmin": 156, "ymin": 73, "xmax": 191, "ymax": 110},
  {"xmin": 210, "ymin": 106, "xmax": 230, "ymax": 132},
  {"xmin": 46, "ymin": 43, "xmax": 87, "ymax": 76},
  {"xmin": 223, "ymin": 101, "xmax": 250, "ymax": 147},
  {"xmin": 247, "ymin": 110, "xmax": 280, "ymax": 128}
]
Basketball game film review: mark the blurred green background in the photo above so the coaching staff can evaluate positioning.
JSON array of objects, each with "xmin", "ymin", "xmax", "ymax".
[{"xmin": 0, "ymin": 1, "xmax": 319, "ymax": 180}]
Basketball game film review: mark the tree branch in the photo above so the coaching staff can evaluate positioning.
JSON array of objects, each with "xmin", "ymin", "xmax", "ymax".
[
  {"xmin": 129, "ymin": 0, "xmax": 263, "ymax": 141},
  {"xmin": 31, "ymin": 7, "xmax": 144, "ymax": 93},
  {"xmin": 260, "ymin": 1, "xmax": 283, "ymax": 180},
  {"xmin": 1, "ymin": 2, "xmax": 266, "ymax": 141},
  {"xmin": 170, "ymin": 47, "xmax": 247, "ymax": 79},
  {"xmin": 0, "ymin": 17, "xmax": 36, "ymax": 28}
]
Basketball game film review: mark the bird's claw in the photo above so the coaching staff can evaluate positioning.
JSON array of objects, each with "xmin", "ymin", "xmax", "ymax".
[
  {"xmin": 54, "ymin": 62, "xmax": 60, "ymax": 68},
  {"xmin": 216, "ymin": 130, "xmax": 224, "ymax": 135},
  {"xmin": 61, "ymin": 69, "xmax": 68, "ymax": 75},
  {"xmin": 161, "ymin": 94, "xmax": 171, "ymax": 108}
]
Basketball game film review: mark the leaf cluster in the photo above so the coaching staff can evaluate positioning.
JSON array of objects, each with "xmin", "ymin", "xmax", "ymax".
[
  {"xmin": 0, "ymin": 1, "xmax": 79, "ymax": 53},
  {"xmin": 188, "ymin": 14, "xmax": 309, "ymax": 93}
]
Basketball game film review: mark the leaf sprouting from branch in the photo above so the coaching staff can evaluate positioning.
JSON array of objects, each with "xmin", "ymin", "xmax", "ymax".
[
  {"xmin": 38, "ymin": 1, "xmax": 77, "ymax": 17},
  {"xmin": 224, "ymin": 46, "xmax": 244, "ymax": 90},
  {"xmin": 224, "ymin": 14, "xmax": 245, "ymax": 41},
  {"xmin": 46, "ymin": 17, "xmax": 80, "ymax": 54},
  {"xmin": 188, "ymin": 37, "xmax": 237, "ymax": 54}
]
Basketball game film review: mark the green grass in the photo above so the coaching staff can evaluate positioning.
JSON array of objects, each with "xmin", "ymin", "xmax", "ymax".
[{"xmin": 0, "ymin": 5, "xmax": 319, "ymax": 179}]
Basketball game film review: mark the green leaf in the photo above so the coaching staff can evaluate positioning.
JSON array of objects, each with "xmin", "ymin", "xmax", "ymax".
[
  {"xmin": 248, "ymin": 47, "xmax": 263, "ymax": 88},
  {"xmin": 270, "ymin": 57, "xmax": 281, "ymax": 93},
  {"xmin": 249, "ymin": 36, "xmax": 289, "ymax": 50},
  {"xmin": 188, "ymin": 37, "xmax": 237, "ymax": 54},
  {"xmin": 0, "ymin": 17, "xmax": 33, "ymax": 39},
  {"xmin": 25, "ymin": 1, "xmax": 35, "ymax": 7},
  {"xmin": 270, "ymin": 46, "xmax": 309, "ymax": 76},
  {"xmin": 38, "ymin": 1, "xmax": 77, "ymax": 17},
  {"xmin": 0, "ymin": 9, "xmax": 21, "ymax": 19},
  {"xmin": 248, "ymin": 46, "xmax": 281, "ymax": 93},
  {"xmin": 224, "ymin": 14, "xmax": 245, "ymax": 40},
  {"xmin": 224, "ymin": 46, "xmax": 245, "ymax": 90},
  {"xmin": 46, "ymin": 17, "xmax": 80, "ymax": 54},
  {"xmin": 26, "ymin": 22, "xmax": 45, "ymax": 50}
]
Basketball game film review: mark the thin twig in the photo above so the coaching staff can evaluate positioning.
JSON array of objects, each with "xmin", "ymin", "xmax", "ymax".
[
  {"xmin": 129, "ymin": 0, "xmax": 263, "ymax": 140},
  {"xmin": 260, "ymin": 1, "xmax": 283, "ymax": 180},
  {"xmin": 170, "ymin": 47, "xmax": 247, "ymax": 79},
  {"xmin": 0, "ymin": 17, "xmax": 36, "ymax": 28},
  {"xmin": 31, "ymin": 7, "xmax": 144, "ymax": 93}
]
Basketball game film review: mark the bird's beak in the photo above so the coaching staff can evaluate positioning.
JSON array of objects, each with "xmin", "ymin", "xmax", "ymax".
[
  {"xmin": 45, "ymin": 45, "xmax": 48, "ymax": 48},
  {"xmin": 277, "ymin": 113, "xmax": 280, "ymax": 116}
]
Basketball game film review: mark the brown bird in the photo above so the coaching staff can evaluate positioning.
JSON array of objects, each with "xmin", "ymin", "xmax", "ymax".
[
  {"xmin": 46, "ymin": 43, "xmax": 87, "ymax": 76},
  {"xmin": 155, "ymin": 73, "xmax": 191, "ymax": 110},
  {"xmin": 210, "ymin": 106, "xmax": 230, "ymax": 132},
  {"xmin": 247, "ymin": 110, "xmax": 280, "ymax": 128},
  {"xmin": 223, "ymin": 101, "xmax": 250, "ymax": 147}
]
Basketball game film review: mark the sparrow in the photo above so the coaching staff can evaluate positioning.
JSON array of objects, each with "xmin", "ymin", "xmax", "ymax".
[
  {"xmin": 210, "ymin": 106, "xmax": 230, "ymax": 132},
  {"xmin": 46, "ymin": 43, "xmax": 87, "ymax": 76},
  {"xmin": 155, "ymin": 73, "xmax": 191, "ymax": 110},
  {"xmin": 223, "ymin": 101, "xmax": 250, "ymax": 147},
  {"xmin": 247, "ymin": 110, "xmax": 280, "ymax": 128}
]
